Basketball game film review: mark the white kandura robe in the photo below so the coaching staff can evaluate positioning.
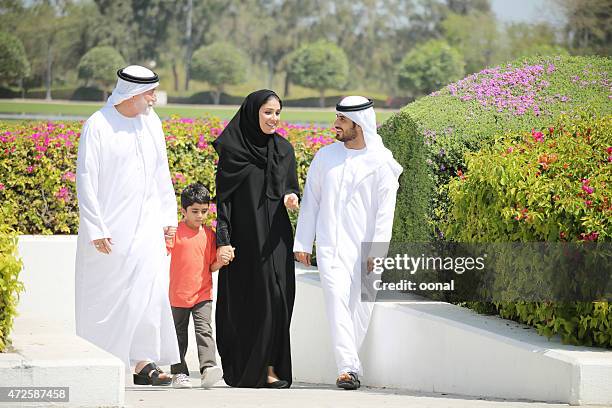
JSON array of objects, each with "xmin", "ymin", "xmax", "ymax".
[
  {"xmin": 293, "ymin": 142, "xmax": 399, "ymax": 375},
  {"xmin": 75, "ymin": 104, "xmax": 180, "ymax": 368}
]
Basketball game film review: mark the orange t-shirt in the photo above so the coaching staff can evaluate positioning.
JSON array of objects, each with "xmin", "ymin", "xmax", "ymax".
[{"xmin": 167, "ymin": 222, "xmax": 217, "ymax": 308}]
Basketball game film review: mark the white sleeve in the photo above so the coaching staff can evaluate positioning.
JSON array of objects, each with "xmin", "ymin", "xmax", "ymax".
[
  {"xmin": 370, "ymin": 165, "xmax": 400, "ymax": 251},
  {"xmin": 76, "ymin": 120, "xmax": 110, "ymax": 242},
  {"xmin": 154, "ymin": 118, "xmax": 178, "ymax": 227},
  {"xmin": 293, "ymin": 153, "xmax": 322, "ymax": 254}
]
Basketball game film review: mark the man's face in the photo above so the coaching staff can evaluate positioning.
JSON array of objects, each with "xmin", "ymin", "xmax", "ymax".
[
  {"xmin": 134, "ymin": 89, "xmax": 157, "ymax": 115},
  {"xmin": 181, "ymin": 202, "xmax": 209, "ymax": 230},
  {"xmin": 334, "ymin": 114, "xmax": 358, "ymax": 143}
]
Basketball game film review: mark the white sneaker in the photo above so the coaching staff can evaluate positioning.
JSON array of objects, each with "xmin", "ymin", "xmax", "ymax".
[
  {"xmin": 171, "ymin": 373, "xmax": 192, "ymax": 388},
  {"xmin": 201, "ymin": 366, "xmax": 223, "ymax": 388}
]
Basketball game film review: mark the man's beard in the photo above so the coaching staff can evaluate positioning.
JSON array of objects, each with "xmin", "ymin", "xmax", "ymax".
[
  {"xmin": 135, "ymin": 96, "xmax": 152, "ymax": 115},
  {"xmin": 336, "ymin": 127, "xmax": 357, "ymax": 142}
]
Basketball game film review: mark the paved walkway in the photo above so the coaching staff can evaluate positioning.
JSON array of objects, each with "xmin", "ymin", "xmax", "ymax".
[{"xmin": 125, "ymin": 380, "xmax": 601, "ymax": 408}]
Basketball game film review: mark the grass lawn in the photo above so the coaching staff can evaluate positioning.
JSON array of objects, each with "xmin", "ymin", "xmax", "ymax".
[{"xmin": 0, "ymin": 101, "xmax": 395, "ymax": 124}]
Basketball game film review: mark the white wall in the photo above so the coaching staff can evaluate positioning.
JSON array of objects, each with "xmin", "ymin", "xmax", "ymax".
[{"xmin": 16, "ymin": 236, "xmax": 612, "ymax": 405}]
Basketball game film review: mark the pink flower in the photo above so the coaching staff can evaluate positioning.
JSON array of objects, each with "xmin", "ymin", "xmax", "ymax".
[
  {"xmin": 607, "ymin": 147, "xmax": 612, "ymax": 154},
  {"xmin": 209, "ymin": 203, "xmax": 217, "ymax": 213},
  {"xmin": 0, "ymin": 183, "xmax": 5, "ymax": 191},
  {"xmin": 62, "ymin": 171, "xmax": 76, "ymax": 182},
  {"xmin": 172, "ymin": 173, "xmax": 186, "ymax": 184},
  {"xmin": 532, "ymin": 130, "xmax": 544, "ymax": 143},
  {"xmin": 26, "ymin": 165, "xmax": 35, "ymax": 173},
  {"xmin": 582, "ymin": 185, "xmax": 594, "ymax": 194},
  {"xmin": 211, "ymin": 219, "xmax": 217, "ymax": 229},
  {"xmin": 55, "ymin": 187, "xmax": 70, "ymax": 202}
]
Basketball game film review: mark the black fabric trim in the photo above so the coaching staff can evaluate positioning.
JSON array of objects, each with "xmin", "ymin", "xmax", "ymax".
[
  {"xmin": 336, "ymin": 98, "xmax": 373, "ymax": 112},
  {"xmin": 117, "ymin": 68, "xmax": 159, "ymax": 84}
]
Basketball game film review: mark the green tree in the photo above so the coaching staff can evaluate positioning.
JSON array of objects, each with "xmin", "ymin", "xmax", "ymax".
[
  {"xmin": 446, "ymin": 0, "xmax": 491, "ymax": 15},
  {"xmin": 554, "ymin": 0, "xmax": 611, "ymax": 56},
  {"xmin": 504, "ymin": 22, "xmax": 569, "ymax": 59},
  {"xmin": 398, "ymin": 39, "xmax": 464, "ymax": 96},
  {"xmin": 190, "ymin": 42, "xmax": 247, "ymax": 105},
  {"xmin": 77, "ymin": 46, "xmax": 125, "ymax": 100},
  {"xmin": 442, "ymin": 11, "xmax": 499, "ymax": 74},
  {"xmin": 0, "ymin": 31, "xmax": 30, "ymax": 86},
  {"xmin": 287, "ymin": 40, "xmax": 349, "ymax": 107}
]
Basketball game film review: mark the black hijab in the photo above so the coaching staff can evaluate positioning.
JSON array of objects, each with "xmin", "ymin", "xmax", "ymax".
[{"xmin": 213, "ymin": 89, "xmax": 291, "ymax": 202}]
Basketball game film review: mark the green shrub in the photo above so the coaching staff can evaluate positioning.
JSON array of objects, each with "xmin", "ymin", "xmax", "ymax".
[
  {"xmin": 0, "ymin": 209, "xmax": 24, "ymax": 352},
  {"xmin": 381, "ymin": 55, "xmax": 612, "ymax": 242},
  {"xmin": 0, "ymin": 117, "xmax": 334, "ymax": 234},
  {"xmin": 441, "ymin": 111, "xmax": 612, "ymax": 346}
]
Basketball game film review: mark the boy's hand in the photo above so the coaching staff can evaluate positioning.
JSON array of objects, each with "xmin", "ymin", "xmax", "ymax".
[
  {"xmin": 217, "ymin": 251, "xmax": 232, "ymax": 265},
  {"xmin": 284, "ymin": 193, "xmax": 299, "ymax": 210},
  {"xmin": 217, "ymin": 245, "xmax": 235, "ymax": 265}
]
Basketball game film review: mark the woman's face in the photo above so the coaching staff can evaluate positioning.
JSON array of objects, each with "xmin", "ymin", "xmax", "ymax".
[{"xmin": 258, "ymin": 97, "xmax": 281, "ymax": 134}]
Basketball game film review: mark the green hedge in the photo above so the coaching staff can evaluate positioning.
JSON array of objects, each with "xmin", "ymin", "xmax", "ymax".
[
  {"xmin": 0, "ymin": 209, "xmax": 24, "ymax": 352},
  {"xmin": 381, "ymin": 55, "xmax": 612, "ymax": 241},
  {"xmin": 0, "ymin": 117, "xmax": 332, "ymax": 234},
  {"xmin": 441, "ymin": 111, "xmax": 611, "ymax": 346}
]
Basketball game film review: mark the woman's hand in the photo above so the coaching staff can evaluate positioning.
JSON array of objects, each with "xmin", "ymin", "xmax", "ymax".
[
  {"xmin": 284, "ymin": 193, "xmax": 299, "ymax": 210},
  {"xmin": 217, "ymin": 245, "xmax": 236, "ymax": 264}
]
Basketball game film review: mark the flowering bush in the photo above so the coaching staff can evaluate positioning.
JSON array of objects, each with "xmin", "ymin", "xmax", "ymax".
[
  {"xmin": 0, "ymin": 208, "xmax": 24, "ymax": 352},
  {"xmin": 441, "ymin": 110, "xmax": 612, "ymax": 347},
  {"xmin": 381, "ymin": 55, "xmax": 612, "ymax": 242},
  {"xmin": 0, "ymin": 116, "xmax": 335, "ymax": 234}
]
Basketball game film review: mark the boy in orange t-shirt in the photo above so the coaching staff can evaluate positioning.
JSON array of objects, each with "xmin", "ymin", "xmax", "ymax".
[{"xmin": 167, "ymin": 183, "xmax": 232, "ymax": 388}]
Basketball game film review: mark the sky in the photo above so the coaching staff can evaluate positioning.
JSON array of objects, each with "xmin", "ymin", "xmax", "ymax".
[{"xmin": 490, "ymin": 0, "xmax": 564, "ymax": 24}]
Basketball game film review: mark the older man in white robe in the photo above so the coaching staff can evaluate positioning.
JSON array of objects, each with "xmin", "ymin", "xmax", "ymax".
[
  {"xmin": 294, "ymin": 96, "xmax": 402, "ymax": 390},
  {"xmin": 75, "ymin": 65, "xmax": 180, "ymax": 386}
]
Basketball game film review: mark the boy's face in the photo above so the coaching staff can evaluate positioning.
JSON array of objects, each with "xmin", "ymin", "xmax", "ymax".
[{"xmin": 181, "ymin": 202, "xmax": 209, "ymax": 229}]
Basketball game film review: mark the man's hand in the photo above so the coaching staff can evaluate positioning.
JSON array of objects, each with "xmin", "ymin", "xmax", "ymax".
[
  {"xmin": 163, "ymin": 226, "xmax": 177, "ymax": 241},
  {"xmin": 367, "ymin": 257, "xmax": 374, "ymax": 274},
  {"xmin": 217, "ymin": 245, "xmax": 235, "ymax": 264},
  {"xmin": 92, "ymin": 238, "xmax": 113, "ymax": 254},
  {"xmin": 284, "ymin": 193, "xmax": 299, "ymax": 210},
  {"xmin": 294, "ymin": 251, "xmax": 311, "ymax": 266}
]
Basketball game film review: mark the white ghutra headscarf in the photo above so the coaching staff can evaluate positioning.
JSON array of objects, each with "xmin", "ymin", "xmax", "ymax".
[
  {"xmin": 336, "ymin": 96, "xmax": 403, "ymax": 179},
  {"xmin": 107, "ymin": 65, "xmax": 159, "ymax": 106}
]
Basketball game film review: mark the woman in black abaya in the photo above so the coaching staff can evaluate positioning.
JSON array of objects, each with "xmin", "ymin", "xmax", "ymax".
[{"xmin": 212, "ymin": 89, "xmax": 299, "ymax": 388}]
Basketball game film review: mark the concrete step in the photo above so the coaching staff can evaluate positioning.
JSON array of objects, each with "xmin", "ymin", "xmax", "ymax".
[{"xmin": 0, "ymin": 317, "xmax": 124, "ymax": 407}]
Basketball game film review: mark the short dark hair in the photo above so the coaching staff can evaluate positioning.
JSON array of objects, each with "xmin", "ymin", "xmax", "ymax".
[{"xmin": 180, "ymin": 183, "xmax": 211, "ymax": 209}]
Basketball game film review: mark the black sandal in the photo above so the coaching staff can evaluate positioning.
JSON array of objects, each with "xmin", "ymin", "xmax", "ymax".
[
  {"xmin": 336, "ymin": 372, "xmax": 360, "ymax": 390},
  {"xmin": 133, "ymin": 362, "xmax": 172, "ymax": 386}
]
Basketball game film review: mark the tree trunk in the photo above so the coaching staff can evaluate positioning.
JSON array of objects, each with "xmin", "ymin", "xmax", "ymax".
[
  {"xmin": 267, "ymin": 58, "xmax": 276, "ymax": 89},
  {"xmin": 283, "ymin": 73, "xmax": 291, "ymax": 98},
  {"xmin": 172, "ymin": 62, "xmax": 179, "ymax": 92},
  {"xmin": 45, "ymin": 40, "xmax": 54, "ymax": 101},
  {"xmin": 19, "ymin": 78, "xmax": 25, "ymax": 99},
  {"xmin": 213, "ymin": 90, "xmax": 221, "ymax": 105},
  {"xmin": 102, "ymin": 89, "xmax": 108, "ymax": 102},
  {"xmin": 184, "ymin": 0, "xmax": 193, "ymax": 91},
  {"xmin": 319, "ymin": 89, "xmax": 325, "ymax": 108}
]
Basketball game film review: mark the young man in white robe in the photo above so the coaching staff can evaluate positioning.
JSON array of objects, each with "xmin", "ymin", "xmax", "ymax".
[
  {"xmin": 75, "ymin": 65, "xmax": 180, "ymax": 386},
  {"xmin": 294, "ymin": 96, "xmax": 402, "ymax": 390}
]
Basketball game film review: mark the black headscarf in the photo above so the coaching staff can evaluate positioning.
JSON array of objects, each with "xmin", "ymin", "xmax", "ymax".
[{"xmin": 213, "ymin": 89, "xmax": 291, "ymax": 201}]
